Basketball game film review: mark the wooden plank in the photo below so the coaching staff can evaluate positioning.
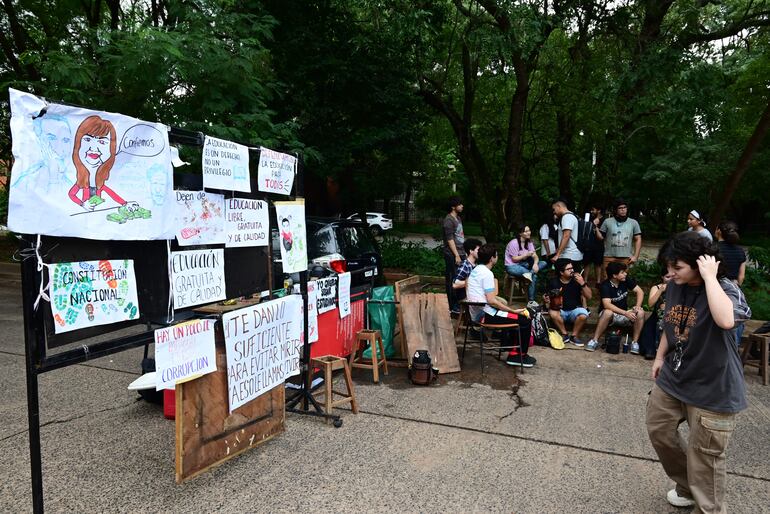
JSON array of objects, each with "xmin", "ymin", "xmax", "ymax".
[
  {"xmin": 400, "ymin": 292, "xmax": 461, "ymax": 374},
  {"xmin": 175, "ymin": 323, "xmax": 284, "ymax": 483},
  {"xmin": 193, "ymin": 296, "xmax": 261, "ymax": 315}
]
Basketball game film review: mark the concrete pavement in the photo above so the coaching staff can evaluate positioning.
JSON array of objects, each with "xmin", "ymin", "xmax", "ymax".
[{"xmin": 0, "ymin": 278, "xmax": 768, "ymax": 513}]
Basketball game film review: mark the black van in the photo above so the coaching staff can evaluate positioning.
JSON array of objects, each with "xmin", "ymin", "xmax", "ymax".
[{"xmin": 272, "ymin": 217, "xmax": 382, "ymax": 287}]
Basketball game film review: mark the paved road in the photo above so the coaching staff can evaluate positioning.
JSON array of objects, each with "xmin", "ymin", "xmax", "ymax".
[{"xmin": 0, "ymin": 269, "xmax": 768, "ymax": 512}]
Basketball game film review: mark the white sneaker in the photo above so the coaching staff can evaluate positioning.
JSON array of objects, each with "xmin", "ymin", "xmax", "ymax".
[
  {"xmin": 666, "ymin": 489, "xmax": 695, "ymax": 508},
  {"xmin": 522, "ymin": 272, "xmax": 533, "ymax": 283},
  {"xmin": 585, "ymin": 339, "xmax": 599, "ymax": 352}
]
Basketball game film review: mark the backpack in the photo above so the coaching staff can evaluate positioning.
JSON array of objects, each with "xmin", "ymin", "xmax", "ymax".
[
  {"xmin": 531, "ymin": 309, "xmax": 550, "ymax": 347},
  {"xmin": 566, "ymin": 212, "xmax": 595, "ymax": 254},
  {"xmin": 548, "ymin": 328, "xmax": 565, "ymax": 350}
]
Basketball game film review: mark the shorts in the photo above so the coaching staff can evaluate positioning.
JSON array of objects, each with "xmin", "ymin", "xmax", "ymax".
[
  {"xmin": 609, "ymin": 312, "xmax": 633, "ymax": 327},
  {"xmin": 560, "ymin": 307, "xmax": 589, "ymax": 323},
  {"xmin": 583, "ymin": 248, "xmax": 604, "ymax": 265}
]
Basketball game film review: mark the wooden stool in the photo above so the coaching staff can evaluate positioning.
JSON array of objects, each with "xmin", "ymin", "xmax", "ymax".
[
  {"xmin": 311, "ymin": 355, "xmax": 358, "ymax": 422},
  {"xmin": 741, "ymin": 333, "xmax": 769, "ymax": 386},
  {"xmin": 349, "ymin": 329, "xmax": 389, "ymax": 383},
  {"xmin": 503, "ymin": 274, "xmax": 528, "ymax": 304}
]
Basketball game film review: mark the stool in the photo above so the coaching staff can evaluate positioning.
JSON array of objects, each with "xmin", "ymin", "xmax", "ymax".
[
  {"xmin": 311, "ymin": 355, "xmax": 358, "ymax": 422},
  {"xmin": 503, "ymin": 274, "xmax": 528, "ymax": 304},
  {"xmin": 350, "ymin": 329, "xmax": 389, "ymax": 383},
  {"xmin": 741, "ymin": 333, "xmax": 769, "ymax": 386}
]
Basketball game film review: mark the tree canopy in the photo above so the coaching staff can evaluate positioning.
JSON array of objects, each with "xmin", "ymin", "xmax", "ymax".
[{"xmin": 1, "ymin": 0, "xmax": 768, "ymax": 238}]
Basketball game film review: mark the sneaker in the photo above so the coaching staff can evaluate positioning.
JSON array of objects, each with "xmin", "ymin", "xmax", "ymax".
[
  {"xmin": 562, "ymin": 334, "xmax": 572, "ymax": 343},
  {"xmin": 585, "ymin": 339, "xmax": 599, "ymax": 352},
  {"xmin": 630, "ymin": 341, "xmax": 640, "ymax": 355},
  {"xmin": 666, "ymin": 489, "xmax": 695, "ymax": 508},
  {"xmin": 506, "ymin": 354, "xmax": 536, "ymax": 368},
  {"xmin": 569, "ymin": 336, "xmax": 585, "ymax": 348},
  {"xmin": 522, "ymin": 272, "xmax": 533, "ymax": 283}
]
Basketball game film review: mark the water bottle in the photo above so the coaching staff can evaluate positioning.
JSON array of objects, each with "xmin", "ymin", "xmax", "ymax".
[{"xmin": 622, "ymin": 335, "xmax": 629, "ymax": 354}]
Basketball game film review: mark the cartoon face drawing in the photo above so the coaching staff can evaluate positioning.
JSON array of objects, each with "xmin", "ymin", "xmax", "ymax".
[
  {"xmin": 146, "ymin": 163, "xmax": 168, "ymax": 206},
  {"xmin": 36, "ymin": 116, "xmax": 72, "ymax": 161},
  {"xmin": 78, "ymin": 133, "xmax": 112, "ymax": 171}
]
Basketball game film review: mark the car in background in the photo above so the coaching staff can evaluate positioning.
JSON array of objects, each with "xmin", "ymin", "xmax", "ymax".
[
  {"xmin": 272, "ymin": 217, "xmax": 383, "ymax": 287},
  {"xmin": 346, "ymin": 212, "xmax": 392, "ymax": 236}
]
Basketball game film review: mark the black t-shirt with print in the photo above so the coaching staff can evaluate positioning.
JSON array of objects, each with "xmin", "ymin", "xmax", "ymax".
[
  {"xmin": 548, "ymin": 278, "xmax": 584, "ymax": 311},
  {"xmin": 599, "ymin": 277, "xmax": 637, "ymax": 311}
]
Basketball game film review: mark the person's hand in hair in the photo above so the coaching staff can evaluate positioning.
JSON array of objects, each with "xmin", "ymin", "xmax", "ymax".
[{"xmin": 697, "ymin": 254, "xmax": 720, "ymax": 281}]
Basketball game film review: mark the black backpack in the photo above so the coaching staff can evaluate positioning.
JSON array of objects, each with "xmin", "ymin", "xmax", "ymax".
[
  {"xmin": 531, "ymin": 309, "xmax": 550, "ymax": 347},
  {"xmin": 567, "ymin": 212, "xmax": 595, "ymax": 254}
]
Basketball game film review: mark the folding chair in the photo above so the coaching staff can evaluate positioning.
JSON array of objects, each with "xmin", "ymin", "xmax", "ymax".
[{"xmin": 460, "ymin": 301, "xmax": 525, "ymax": 374}]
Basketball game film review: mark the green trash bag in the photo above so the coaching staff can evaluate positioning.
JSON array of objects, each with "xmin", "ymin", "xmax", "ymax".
[{"xmin": 363, "ymin": 285, "xmax": 397, "ymax": 359}]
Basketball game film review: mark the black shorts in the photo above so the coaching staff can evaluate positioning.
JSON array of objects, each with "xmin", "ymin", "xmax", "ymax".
[{"xmin": 582, "ymin": 248, "xmax": 604, "ymax": 265}]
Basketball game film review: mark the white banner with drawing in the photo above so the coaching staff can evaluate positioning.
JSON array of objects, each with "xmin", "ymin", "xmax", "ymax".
[
  {"xmin": 175, "ymin": 190, "xmax": 226, "ymax": 246},
  {"xmin": 7, "ymin": 88, "xmax": 176, "ymax": 239},
  {"xmin": 274, "ymin": 200, "xmax": 308, "ymax": 273}
]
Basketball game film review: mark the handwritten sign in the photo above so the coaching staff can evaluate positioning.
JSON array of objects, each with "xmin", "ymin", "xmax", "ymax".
[
  {"xmin": 222, "ymin": 295, "xmax": 303, "ymax": 412},
  {"xmin": 225, "ymin": 197, "xmax": 269, "ymax": 247},
  {"xmin": 306, "ymin": 281, "xmax": 319, "ymax": 343},
  {"xmin": 314, "ymin": 276, "xmax": 337, "ymax": 314},
  {"xmin": 7, "ymin": 88, "xmax": 176, "ymax": 240},
  {"xmin": 175, "ymin": 190, "xmax": 226, "ymax": 246},
  {"xmin": 202, "ymin": 135, "xmax": 250, "ymax": 192},
  {"xmin": 338, "ymin": 272, "xmax": 351, "ymax": 319},
  {"xmin": 274, "ymin": 200, "xmax": 308, "ymax": 273},
  {"xmin": 257, "ymin": 148, "xmax": 296, "ymax": 195},
  {"xmin": 154, "ymin": 319, "xmax": 217, "ymax": 390},
  {"xmin": 49, "ymin": 260, "xmax": 139, "ymax": 333},
  {"xmin": 171, "ymin": 249, "xmax": 226, "ymax": 310}
]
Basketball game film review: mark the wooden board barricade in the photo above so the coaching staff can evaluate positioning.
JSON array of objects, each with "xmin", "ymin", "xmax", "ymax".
[
  {"xmin": 395, "ymin": 276, "xmax": 460, "ymax": 374},
  {"xmin": 175, "ymin": 319, "xmax": 285, "ymax": 483}
]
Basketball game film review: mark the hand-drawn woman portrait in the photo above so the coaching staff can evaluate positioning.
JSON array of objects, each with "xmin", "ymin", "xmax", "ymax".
[{"xmin": 69, "ymin": 115, "xmax": 137, "ymax": 212}]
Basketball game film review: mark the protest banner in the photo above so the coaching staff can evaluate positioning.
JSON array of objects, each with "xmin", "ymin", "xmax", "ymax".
[
  {"xmin": 175, "ymin": 190, "xmax": 226, "ymax": 246},
  {"xmin": 314, "ymin": 275, "xmax": 337, "ymax": 314},
  {"xmin": 7, "ymin": 88, "xmax": 176, "ymax": 240},
  {"xmin": 274, "ymin": 200, "xmax": 308, "ymax": 273},
  {"xmin": 49, "ymin": 259, "xmax": 140, "ymax": 333},
  {"xmin": 306, "ymin": 281, "xmax": 319, "ymax": 343},
  {"xmin": 338, "ymin": 272, "xmax": 351, "ymax": 319},
  {"xmin": 154, "ymin": 319, "xmax": 217, "ymax": 390},
  {"xmin": 202, "ymin": 135, "xmax": 250, "ymax": 192},
  {"xmin": 171, "ymin": 249, "xmax": 226, "ymax": 310},
  {"xmin": 225, "ymin": 197, "xmax": 269, "ymax": 247},
  {"xmin": 222, "ymin": 295, "xmax": 303, "ymax": 412},
  {"xmin": 257, "ymin": 147, "xmax": 296, "ymax": 195}
]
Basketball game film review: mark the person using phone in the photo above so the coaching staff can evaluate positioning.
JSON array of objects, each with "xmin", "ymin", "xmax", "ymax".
[{"xmin": 646, "ymin": 231, "xmax": 751, "ymax": 511}]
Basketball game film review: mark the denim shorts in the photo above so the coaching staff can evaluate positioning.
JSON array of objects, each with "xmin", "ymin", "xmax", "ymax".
[{"xmin": 560, "ymin": 307, "xmax": 589, "ymax": 323}]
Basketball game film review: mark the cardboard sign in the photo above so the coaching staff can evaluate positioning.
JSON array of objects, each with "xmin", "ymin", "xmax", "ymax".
[
  {"xmin": 154, "ymin": 319, "xmax": 217, "ymax": 390},
  {"xmin": 257, "ymin": 148, "xmax": 296, "ymax": 195},
  {"xmin": 171, "ymin": 249, "xmax": 226, "ymax": 310},
  {"xmin": 222, "ymin": 295, "xmax": 303, "ymax": 412},
  {"xmin": 7, "ymin": 89, "xmax": 176, "ymax": 240},
  {"xmin": 338, "ymin": 272, "xmax": 351, "ymax": 319},
  {"xmin": 49, "ymin": 260, "xmax": 139, "ymax": 333},
  {"xmin": 225, "ymin": 197, "xmax": 269, "ymax": 247},
  {"xmin": 175, "ymin": 190, "xmax": 226, "ymax": 246},
  {"xmin": 202, "ymin": 135, "xmax": 251, "ymax": 192},
  {"xmin": 314, "ymin": 276, "xmax": 337, "ymax": 314},
  {"xmin": 274, "ymin": 200, "xmax": 308, "ymax": 273},
  {"xmin": 306, "ymin": 281, "xmax": 319, "ymax": 343}
]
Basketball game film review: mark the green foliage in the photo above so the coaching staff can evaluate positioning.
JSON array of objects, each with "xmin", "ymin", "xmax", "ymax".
[
  {"xmin": 748, "ymin": 246, "xmax": 770, "ymax": 272},
  {"xmin": 743, "ymin": 267, "xmax": 770, "ymax": 321},
  {"xmin": 379, "ymin": 236, "xmax": 444, "ymax": 276}
]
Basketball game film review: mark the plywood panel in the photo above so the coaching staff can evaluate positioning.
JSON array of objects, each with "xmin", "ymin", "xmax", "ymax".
[
  {"xmin": 400, "ymin": 293, "xmax": 460, "ymax": 374},
  {"xmin": 175, "ymin": 323, "xmax": 284, "ymax": 483}
]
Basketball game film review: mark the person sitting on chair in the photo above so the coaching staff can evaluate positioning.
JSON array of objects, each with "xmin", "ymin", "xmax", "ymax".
[
  {"xmin": 504, "ymin": 225, "xmax": 539, "ymax": 303},
  {"xmin": 586, "ymin": 261, "xmax": 646, "ymax": 353},
  {"xmin": 547, "ymin": 259, "xmax": 592, "ymax": 348},
  {"xmin": 466, "ymin": 244, "xmax": 535, "ymax": 368}
]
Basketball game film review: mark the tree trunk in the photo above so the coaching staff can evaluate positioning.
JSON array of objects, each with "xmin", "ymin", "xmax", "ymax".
[
  {"xmin": 555, "ymin": 110, "xmax": 574, "ymax": 205},
  {"xmin": 709, "ymin": 99, "xmax": 770, "ymax": 228}
]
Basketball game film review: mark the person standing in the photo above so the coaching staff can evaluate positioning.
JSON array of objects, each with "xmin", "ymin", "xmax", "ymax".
[
  {"xmin": 687, "ymin": 210, "xmax": 713, "ymax": 241},
  {"xmin": 596, "ymin": 198, "xmax": 642, "ymax": 281},
  {"xmin": 442, "ymin": 196, "xmax": 466, "ymax": 315},
  {"xmin": 715, "ymin": 221, "xmax": 746, "ymax": 286},
  {"xmin": 551, "ymin": 199, "xmax": 583, "ymax": 270},
  {"xmin": 646, "ymin": 231, "xmax": 751, "ymax": 513},
  {"xmin": 583, "ymin": 203, "xmax": 605, "ymax": 286}
]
